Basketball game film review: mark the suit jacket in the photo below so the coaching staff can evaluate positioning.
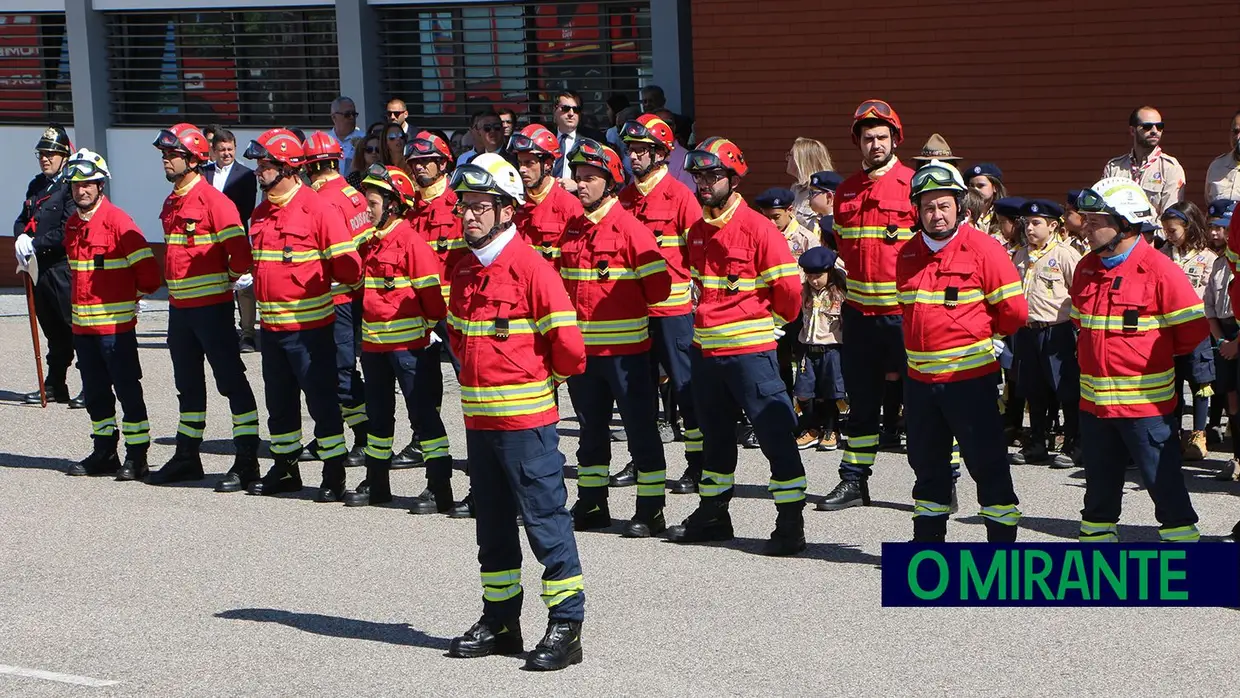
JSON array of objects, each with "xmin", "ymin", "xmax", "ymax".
[
  {"xmin": 203, "ymin": 160, "xmax": 258, "ymax": 229},
  {"xmin": 550, "ymin": 125, "xmax": 608, "ymax": 178}
]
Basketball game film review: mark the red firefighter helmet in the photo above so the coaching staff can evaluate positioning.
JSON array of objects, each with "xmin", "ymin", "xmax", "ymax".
[
  {"xmin": 620, "ymin": 113, "xmax": 676, "ymax": 152},
  {"xmin": 243, "ymin": 128, "xmax": 305, "ymax": 167},
  {"xmin": 568, "ymin": 138, "xmax": 625, "ymax": 185},
  {"xmin": 507, "ymin": 124, "xmax": 561, "ymax": 160},
  {"xmin": 361, "ymin": 163, "xmax": 417, "ymax": 206},
  {"xmin": 405, "ymin": 130, "xmax": 453, "ymax": 162},
  {"xmin": 302, "ymin": 131, "xmax": 343, "ymax": 163},
  {"xmin": 850, "ymin": 99, "xmax": 904, "ymax": 145},
  {"xmin": 683, "ymin": 137, "xmax": 748, "ymax": 178},
  {"xmin": 153, "ymin": 123, "xmax": 210, "ymax": 162}
]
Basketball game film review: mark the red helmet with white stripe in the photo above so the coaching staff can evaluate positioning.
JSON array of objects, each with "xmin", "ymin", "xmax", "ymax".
[{"xmin": 243, "ymin": 128, "xmax": 305, "ymax": 167}]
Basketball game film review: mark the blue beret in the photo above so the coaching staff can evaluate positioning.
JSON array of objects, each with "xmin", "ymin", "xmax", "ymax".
[
  {"xmin": 798, "ymin": 246, "xmax": 837, "ymax": 273},
  {"xmin": 1208, "ymin": 198, "xmax": 1236, "ymax": 224},
  {"xmin": 809, "ymin": 171, "xmax": 844, "ymax": 193},
  {"xmin": 993, "ymin": 196, "xmax": 1026, "ymax": 219},
  {"xmin": 1065, "ymin": 189, "xmax": 1084, "ymax": 209},
  {"xmin": 966, "ymin": 163, "xmax": 1003, "ymax": 182},
  {"xmin": 755, "ymin": 187, "xmax": 796, "ymax": 209},
  {"xmin": 1020, "ymin": 199, "xmax": 1064, "ymax": 220}
]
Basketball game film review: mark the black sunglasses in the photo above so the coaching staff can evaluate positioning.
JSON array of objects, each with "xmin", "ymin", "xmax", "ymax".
[
  {"xmin": 479, "ymin": 124, "xmax": 503, "ymax": 133},
  {"xmin": 387, "ymin": 109, "xmax": 406, "ymax": 116},
  {"xmin": 1138, "ymin": 122, "xmax": 1164, "ymax": 131},
  {"xmin": 558, "ymin": 105, "xmax": 582, "ymax": 114},
  {"xmin": 364, "ymin": 146, "xmax": 380, "ymax": 154}
]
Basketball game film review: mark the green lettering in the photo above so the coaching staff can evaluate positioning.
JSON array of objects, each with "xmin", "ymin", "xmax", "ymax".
[
  {"xmin": 908, "ymin": 551, "xmax": 949, "ymax": 600},
  {"xmin": 1010, "ymin": 548, "xmax": 1020, "ymax": 600},
  {"xmin": 1129, "ymin": 550, "xmax": 1158, "ymax": 600},
  {"xmin": 961, "ymin": 550, "xmax": 1005, "ymax": 600},
  {"xmin": 1092, "ymin": 550, "xmax": 1127, "ymax": 600},
  {"xmin": 1056, "ymin": 550, "xmax": 1090, "ymax": 600},
  {"xmin": 1159, "ymin": 550, "xmax": 1188, "ymax": 601},
  {"xmin": 1023, "ymin": 550, "xmax": 1054, "ymax": 600}
]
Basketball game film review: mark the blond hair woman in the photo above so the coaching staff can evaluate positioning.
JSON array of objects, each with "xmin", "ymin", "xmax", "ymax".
[{"xmin": 786, "ymin": 137, "xmax": 834, "ymax": 230}]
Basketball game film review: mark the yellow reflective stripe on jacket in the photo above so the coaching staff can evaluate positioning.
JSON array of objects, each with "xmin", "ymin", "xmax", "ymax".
[
  {"xmin": 257, "ymin": 294, "xmax": 334, "ymax": 326},
  {"xmin": 166, "ymin": 271, "xmax": 231, "ymax": 300},
  {"xmin": 69, "ymin": 255, "xmax": 144, "ymax": 271},
  {"xmin": 165, "ymin": 225, "xmax": 245, "ymax": 246},
  {"xmin": 536, "ymin": 311, "xmax": 578, "ymax": 334},
  {"xmin": 698, "ymin": 275, "xmax": 759, "ymax": 292},
  {"xmin": 985, "ymin": 281, "xmax": 1023, "ymax": 304},
  {"xmin": 72, "ymin": 301, "xmax": 136, "ymax": 326},
  {"xmin": 364, "ymin": 275, "xmax": 413, "ymax": 290},
  {"xmin": 652, "ymin": 281, "xmax": 692, "ymax": 308},
  {"xmin": 694, "ymin": 317, "xmax": 776, "ymax": 350},
  {"xmin": 460, "ymin": 378, "xmax": 556, "ymax": 418},
  {"xmin": 1072, "ymin": 303, "xmax": 1205, "ymax": 332},
  {"xmin": 352, "ymin": 225, "xmax": 376, "ymax": 246},
  {"xmin": 560, "ymin": 266, "xmax": 639, "ymax": 282},
  {"xmin": 1081, "ymin": 369, "xmax": 1175, "ymax": 406},
  {"xmin": 331, "ymin": 280, "xmax": 362, "ymax": 297},
  {"xmin": 327, "ymin": 240, "xmax": 357, "ymax": 257},
  {"xmin": 834, "ymin": 225, "xmax": 914, "ymax": 241},
  {"xmin": 362, "ymin": 317, "xmax": 428, "ymax": 345},
  {"xmin": 448, "ymin": 313, "xmax": 536, "ymax": 337},
  {"xmin": 658, "ymin": 231, "xmax": 686, "ymax": 248},
  {"xmin": 636, "ymin": 259, "xmax": 667, "ymax": 277},
  {"xmin": 579, "ymin": 316, "xmax": 649, "ymax": 346},
  {"xmin": 252, "ymin": 248, "xmax": 327, "ymax": 263},
  {"xmin": 759, "ymin": 262, "xmax": 799, "ymax": 285},
  {"xmin": 898, "ymin": 287, "xmax": 985, "ymax": 306},
  {"xmin": 846, "ymin": 278, "xmax": 900, "ymax": 307},
  {"xmin": 906, "ymin": 337, "xmax": 995, "ymax": 375}
]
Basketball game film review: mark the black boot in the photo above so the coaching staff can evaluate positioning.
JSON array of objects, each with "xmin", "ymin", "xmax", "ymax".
[
  {"xmin": 571, "ymin": 498, "xmax": 611, "ymax": 531},
  {"xmin": 116, "ymin": 448, "xmax": 150, "ymax": 482},
  {"xmin": 668, "ymin": 466, "xmax": 700, "ymax": 494},
  {"xmin": 297, "ymin": 440, "xmax": 320, "ymax": 462},
  {"xmin": 247, "ymin": 457, "xmax": 303, "ymax": 496},
  {"xmin": 68, "ymin": 392, "xmax": 86, "ymax": 409},
  {"xmin": 816, "ymin": 479, "xmax": 869, "ymax": 511},
  {"xmin": 147, "ymin": 448, "xmax": 205, "ymax": 485},
  {"xmin": 216, "ymin": 440, "xmax": 260, "ymax": 493},
  {"xmin": 523, "ymin": 620, "xmax": 583, "ymax": 671},
  {"xmin": 315, "ymin": 456, "xmax": 348, "ymax": 502},
  {"xmin": 345, "ymin": 456, "xmax": 393, "ymax": 507},
  {"xmin": 1050, "ymin": 438, "xmax": 1079, "ymax": 469},
  {"xmin": 392, "ymin": 441, "xmax": 423, "ymax": 468},
  {"xmin": 622, "ymin": 506, "xmax": 666, "ymax": 538},
  {"xmin": 1010, "ymin": 438, "xmax": 1050, "ymax": 465},
  {"xmin": 345, "ymin": 427, "xmax": 367, "ymax": 467},
  {"xmin": 984, "ymin": 518, "xmax": 1018, "ymax": 543},
  {"xmin": 447, "ymin": 618, "xmax": 523, "ymax": 659},
  {"xmin": 409, "ymin": 474, "xmax": 454, "ymax": 515},
  {"xmin": 67, "ymin": 437, "xmax": 120, "ymax": 476},
  {"xmin": 763, "ymin": 504, "xmax": 806, "ymax": 556},
  {"xmin": 447, "ymin": 492, "xmax": 475, "ymax": 519},
  {"xmin": 912, "ymin": 515, "xmax": 948, "ymax": 542},
  {"xmin": 666, "ymin": 499, "xmax": 733, "ymax": 542},
  {"xmin": 608, "ymin": 461, "xmax": 637, "ymax": 487},
  {"xmin": 25, "ymin": 384, "xmax": 69, "ymax": 405}
]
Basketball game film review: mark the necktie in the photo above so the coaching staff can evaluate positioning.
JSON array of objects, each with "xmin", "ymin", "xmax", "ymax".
[{"xmin": 556, "ymin": 133, "xmax": 569, "ymax": 177}]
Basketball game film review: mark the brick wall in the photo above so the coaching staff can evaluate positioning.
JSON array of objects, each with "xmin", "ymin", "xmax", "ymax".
[{"xmin": 691, "ymin": 0, "xmax": 1240, "ymax": 203}]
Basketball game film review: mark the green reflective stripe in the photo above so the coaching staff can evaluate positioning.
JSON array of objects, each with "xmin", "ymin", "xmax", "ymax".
[
  {"xmin": 1081, "ymin": 369, "xmax": 1175, "ymax": 391},
  {"xmin": 127, "ymin": 247, "xmax": 153, "ymax": 265},
  {"xmin": 699, "ymin": 470, "xmax": 735, "ymax": 497},
  {"xmin": 316, "ymin": 434, "xmax": 347, "ymax": 460},
  {"xmin": 69, "ymin": 256, "xmax": 138, "ymax": 271},
  {"xmin": 92, "ymin": 418, "xmax": 117, "ymax": 437},
  {"xmin": 167, "ymin": 272, "xmax": 232, "ymax": 299},
  {"xmin": 482, "ymin": 568, "xmax": 523, "ymax": 602},
  {"xmin": 121, "ymin": 420, "xmax": 150, "ymax": 445},
  {"xmin": 577, "ymin": 465, "xmax": 610, "ymax": 488},
  {"xmin": 698, "ymin": 275, "xmax": 759, "ymax": 292},
  {"xmin": 581, "ymin": 317, "xmax": 650, "ymax": 346},
  {"xmin": 984, "ymin": 281, "xmax": 1023, "ymax": 304},
  {"xmin": 448, "ymin": 313, "xmax": 537, "ymax": 337},
  {"xmin": 652, "ymin": 282, "xmax": 692, "ymax": 308},
  {"xmin": 1159, "ymin": 525, "xmax": 1200, "ymax": 542},
  {"xmin": 411, "ymin": 274, "xmax": 440, "ymax": 290},
  {"xmin": 848, "ymin": 433, "xmax": 880, "ymax": 449},
  {"xmin": 258, "ymin": 295, "xmax": 335, "ymax": 326},
  {"xmin": 365, "ymin": 434, "xmax": 394, "ymax": 460},
  {"xmin": 657, "ymin": 233, "xmax": 684, "ymax": 247},
  {"xmin": 1161, "ymin": 303, "xmax": 1206, "ymax": 327},
  {"xmin": 685, "ymin": 439, "xmax": 703, "ymax": 454},
  {"xmin": 908, "ymin": 349, "xmax": 996, "ymax": 376},
  {"xmin": 541, "ymin": 575, "xmax": 583, "ymax": 608},
  {"xmin": 180, "ymin": 411, "xmax": 207, "ymax": 422},
  {"xmin": 270, "ymin": 430, "xmax": 303, "ymax": 454},
  {"xmin": 980, "ymin": 504, "xmax": 1021, "ymax": 526},
  {"xmin": 342, "ymin": 403, "xmax": 368, "ymax": 427},
  {"xmin": 177, "ymin": 422, "xmax": 205, "ymax": 439},
  {"xmin": 913, "ymin": 499, "xmax": 951, "ymax": 518},
  {"xmin": 232, "ymin": 410, "xmax": 259, "ymax": 438},
  {"xmin": 364, "ymin": 275, "xmax": 413, "ymax": 290},
  {"xmin": 536, "ymin": 311, "xmax": 578, "ymax": 334},
  {"xmin": 1079, "ymin": 520, "xmax": 1119, "ymax": 543},
  {"xmin": 636, "ymin": 259, "xmax": 667, "ymax": 278},
  {"xmin": 842, "ymin": 449, "xmax": 876, "ymax": 466},
  {"xmin": 835, "ymin": 225, "xmax": 914, "ymax": 241},
  {"xmin": 898, "ymin": 288, "xmax": 986, "ymax": 306},
  {"xmin": 326, "ymin": 240, "xmax": 357, "ymax": 257},
  {"xmin": 578, "ymin": 317, "xmax": 648, "ymax": 332},
  {"xmin": 362, "ymin": 317, "xmax": 429, "ymax": 345},
  {"xmin": 759, "ymin": 262, "xmax": 799, "ymax": 284},
  {"xmin": 1081, "ymin": 370, "xmax": 1176, "ymax": 406},
  {"xmin": 72, "ymin": 301, "xmax": 137, "ymax": 326},
  {"xmin": 352, "ymin": 226, "xmax": 376, "ymax": 246},
  {"xmin": 636, "ymin": 469, "xmax": 666, "ymax": 497},
  {"xmin": 166, "ymin": 226, "xmax": 243, "ymax": 246},
  {"xmin": 460, "ymin": 379, "xmax": 556, "ymax": 418},
  {"xmin": 561, "ymin": 266, "xmax": 639, "ymax": 281},
  {"xmin": 845, "ymin": 279, "xmax": 900, "ymax": 307},
  {"xmin": 769, "ymin": 476, "xmax": 807, "ymax": 504},
  {"xmin": 694, "ymin": 317, "xmax": 776, "ymax": 350},
  {"xmin": 951, "ymin": 442, "xmax": 962, "ymax": 466},
  {"xmin": 420, "ymin": 436, "xmax": 450, "ymax": 459},
  {"xmin": 252, "ymin": 248, "xmax": 328, "ymax": 263}
]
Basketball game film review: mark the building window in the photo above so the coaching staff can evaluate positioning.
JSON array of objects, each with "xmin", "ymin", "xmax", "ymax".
[
  {"xmin": 105, "ymin": 9, "xmax": 339, "ymax": 128},
  {"xmin": 378, "ymin": 1, "xmax": 652, "ymax": 132},
  {"xmin": 0, "ymin": 12, "xmax": 72, "ymax": 125}
]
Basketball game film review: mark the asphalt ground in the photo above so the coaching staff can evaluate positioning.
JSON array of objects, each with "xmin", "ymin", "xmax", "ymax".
[{"xmin": 1, "ymin": 290, "xmax": 1238, "ymax": 697}]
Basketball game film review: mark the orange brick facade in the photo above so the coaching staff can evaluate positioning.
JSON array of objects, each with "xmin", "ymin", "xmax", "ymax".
[{"xmin": 690, "ymin": 0, "xmax": 1240, "ymax": 204}]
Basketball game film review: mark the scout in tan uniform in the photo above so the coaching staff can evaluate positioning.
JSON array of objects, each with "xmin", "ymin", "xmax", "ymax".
[
  {"xmin": 1102, "ymin": 106, "xmax": 1185, "ymax": 217},
  {"xmin": 1064, "ymin": 190, "xmax": 1092, "ymax": 256},
  {"xmin": 1204, "ymin": 110, "xmax": 1240, "ymax": 203},
  {"xmin": 758, "ymin": 187, "xmax": 821, "ymax": 395},
  {"xmin": 1159, "ymin": 202, "xmax": 1218, "ymax": 462},
  {"xmin": 1010, "ymin": 199, "xmax": 1081, "ymax": 469},
  {"xmin": 1206, "ymin": 200, "xmax": 1240, "ymax": 475},
  {"xmin": 965, "ymin": 163, "xmax": 1006, "ymax": 238},
  {"xmin": 793, "ymin": 246, "xmax": 847, "ymax": 452}
]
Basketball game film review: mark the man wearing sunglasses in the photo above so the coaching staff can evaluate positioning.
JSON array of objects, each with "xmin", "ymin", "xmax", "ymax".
[
  {"xmin": 385, "ymin": 98, "xmax": 411, "ymax": 136},
  {"xmin": 329, "ymin": 96, "xmax": 363, "ymax": 169},
  {"xmin": 1070, "ymin": 177, "xmax": 1206, "ymax": 543},
  {"xmin": 1102, "ymin": 106, "xmax": 1185, "ymax": 218},
  {"xmin": 455, "ymin": 110, "xmax": 506, "ymax": 167},
  {"xmin": 550, "ymin": 90, "xmax": 605, "ymax": 192},
  {"xmin": 241, "ymin": 128, "xmax": 363, "ymax": 502},
  {"xmin": 508, "ymin": 124, "xmax": 584, "ymax": 263},
  {"xmin": 819, "ymin": 99, "xmax": 918, "ymax": 512},
  {"xmin": 299, "ymin": 131, "xmax": 375, "ymax": 472},
  {"xmin": 147, "ymin": 123, "xmax": 260, "ymax": 489}
]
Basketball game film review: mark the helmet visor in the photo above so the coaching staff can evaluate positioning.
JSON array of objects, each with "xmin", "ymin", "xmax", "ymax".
[
  {"xmin": 67, "ymin": 160, "xmax": 105, "ymax": 181},
  {"xmin": 362, "ymin": 162, "xmax": 397, "ymax": 191},
  {"xmin": 684, "ymin": 150, "xmax": 724, "ymax": 173},
  {"xmin": 620, "ymin": 120, "xmax": 655, "ymax": 143},
  {"xmin": 243, "ymin": 140, "xmax": 270, "ymax": 161},
  {"xmin": 153, "ymin": 129, "xmax": 183, "ymax": 152},
  {"xmin": 911, "ymin": 166, "xmax": 961, "ymax": 192},
  {"xmin": 568, "ymin": 138, "xmax": 607, "ymax": 164},
  {"xmin": 507, "ymin": 132, "xmax": 537, "ymax": 152},
  {"xmin": 405, "ymin": 137, "xmax": 443, "ymax": 160},
  {"xmin": 854, "ymin": 100, "xmax": 894, "ymax": 121},
  {"xmin": 1075, "ymin": 189, "xmax": 1112, "ymax": 215},
  {"xmin": 450, "ymin": 163, "xmax": 500, "ymax": 195}
]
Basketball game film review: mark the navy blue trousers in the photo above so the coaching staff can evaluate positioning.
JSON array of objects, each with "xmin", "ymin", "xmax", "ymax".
[
  {"xmin": 75, "ymin": 330, "xmax": 149, "ymax": 451},
  {"xmin": 361, "ymin": 346, "xmax": 450, "ymax": 481},
  {"xmin": 168, "ymin": 301, "xmax": 259, "ymax": 448},
  {"xmin": 839, "ymin": 305, "xmax": 905, "ymax": 480},
  {"xmin": 260, "ymin": 325, "xmax": 346, "ymax": 460}
]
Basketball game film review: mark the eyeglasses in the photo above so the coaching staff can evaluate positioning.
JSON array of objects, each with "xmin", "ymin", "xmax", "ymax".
[
  {"xmin": 334, "ymin": 111, "xmax": 358, "ymax": 118},
  {"xmin": 558, "ymin": 104, "xmax": 582, "ymax": 114},
  {"xmin": 478, "ymin": 124, "xmax": 503, "ymax": 133},
  {"xmin": 386, "ymin": 131, "xmax": 405, "ymax": 141},
  {"xmin": 364, "ymin": 146, "xmax": 380, "ymax": 154},
  {"xmin": 387, "ymin": 110, "xmax": 406, "ymax": 116},
  {"xmin": 1138, "ymin": 122, "xmax": 1164, "ymax": 131},
  {"xmin": 854, "ymin": 100, "xmax": 894, "ymax": 121},
  {"xmin": 35, "ymin": 150, "xmax": 59, "ymax": 159},
  {"xmin": 690, "ymin": 169, "xmax": 727, "ymax": 185},
  {"xmin": 453, "ymin": 201, "xmax": 497, "ymax": 217}
]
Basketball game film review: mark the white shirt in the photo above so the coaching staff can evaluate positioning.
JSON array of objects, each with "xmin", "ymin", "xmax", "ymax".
[
  {"xmin": 211, "ymin": 162, "xmax": 233, "ymax": 192},
  {"xmin": 555, "ymin": 129, "xmax": 578, "ymax": 183},
  {"xmin": 472, "ymin": 224, "xmax": 517, "ymax": 267},
  {"xmin": 334, "ymin": 127, "xmax": 363, "ymax": 171},
  {"xmin": 922, "ymin": 229, "xmax": 959, "ymax": 252}
]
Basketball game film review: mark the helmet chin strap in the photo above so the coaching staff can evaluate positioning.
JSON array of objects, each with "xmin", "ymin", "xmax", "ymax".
[
  {"xmin": 1091, "ymin": 229, "xmax": 1130, "ymax": 255},
  {"xmin": 466, "ymin": 196, "xmax": 507, "ymax": 250},
  {"xmin": 631, "ymin": 151, "xmax": 665, "ymax": 180},
  {"xmin": 923, "ymin": 219, "xmax": 961, "ymax": 241},
  {"xmin": 582, "ymin": 187, "xmax": 614, "ymax": 213}
]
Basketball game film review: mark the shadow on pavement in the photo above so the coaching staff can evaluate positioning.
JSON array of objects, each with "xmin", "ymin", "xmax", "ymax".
[
  {"xmin": 0, "ymin": 451, "xmax": 69, "ymax": 472},
  {"xmin": 662, "ymin": 537, "xmax": 882, "ymax": 566},
  {"xmin": 214, "ymin": 608, "xmax": 452, "ymax": 650},
  {"xmin": 0, "ymin": 389, "xmax": 37, "ymax": 404}
]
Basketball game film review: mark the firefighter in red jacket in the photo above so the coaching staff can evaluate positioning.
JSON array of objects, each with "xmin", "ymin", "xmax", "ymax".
[
  {"xmin": 896, "ymin": 160, "xmax": 1028, "ymax": 542},
  {"xmin": 508, "ymin": 124, "xmax": 583, "ymax": 263},
  {"xmin": 1072, "ymin": 178, "xmax": 1205, "ymax": 542},
  {"xmin": 821, "ymin": 99, "xmax": 919, "ymax": 512},
  {"xmin": 345, "ymin": 164, "xmax": 452, "ymax": 512},
  {"xmin": 301, "ymin": 131, "xmax": 372, "ymax": 468},
  {"xmin": 242, "ymin": 128, "xmax": 364, "ymax": 501},
  {"xmin": 559, "ymin": 139, "xmax": 672, "ymax": 537},
  {"xmin": 444, "ymin": 153, "xmax": 586, "ymax": 671},
  {"xmin": 617, "ymin": 113, "xmax": 705, "ymax": 494},
  {"xmin": 61, "ymin": 149, "xmax": 162, "ymax": 479},
  {"xmin": 672, "ymin": 137, "xmax": 807, "ymax": 556},
  {"xmin": 148, "ymin": 123, "xmax": 261, "ymax": 489}
]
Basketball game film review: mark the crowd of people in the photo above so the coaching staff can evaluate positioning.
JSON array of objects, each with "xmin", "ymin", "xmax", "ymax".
[{"xmin": 12, "ymin": 90, "xmax": 1240, "ymax": 671}]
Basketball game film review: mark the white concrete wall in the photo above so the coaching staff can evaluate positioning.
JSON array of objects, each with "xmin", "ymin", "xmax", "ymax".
[{"xmin": 1, "ymin": 124, "xmax": 75, "ymax": 235}]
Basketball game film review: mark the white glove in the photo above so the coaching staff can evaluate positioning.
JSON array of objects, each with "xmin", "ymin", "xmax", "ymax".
[
  {"xmin": 233, "ymin": 273, "xmax": 253, "ymax": 291},
  {"xmin": 991, "ymin": 336, "xmax": 1006, "ymax": 360},
  {"xmin": 15, "ymin": 234, "xmax": 34, "ymax": 261}
]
